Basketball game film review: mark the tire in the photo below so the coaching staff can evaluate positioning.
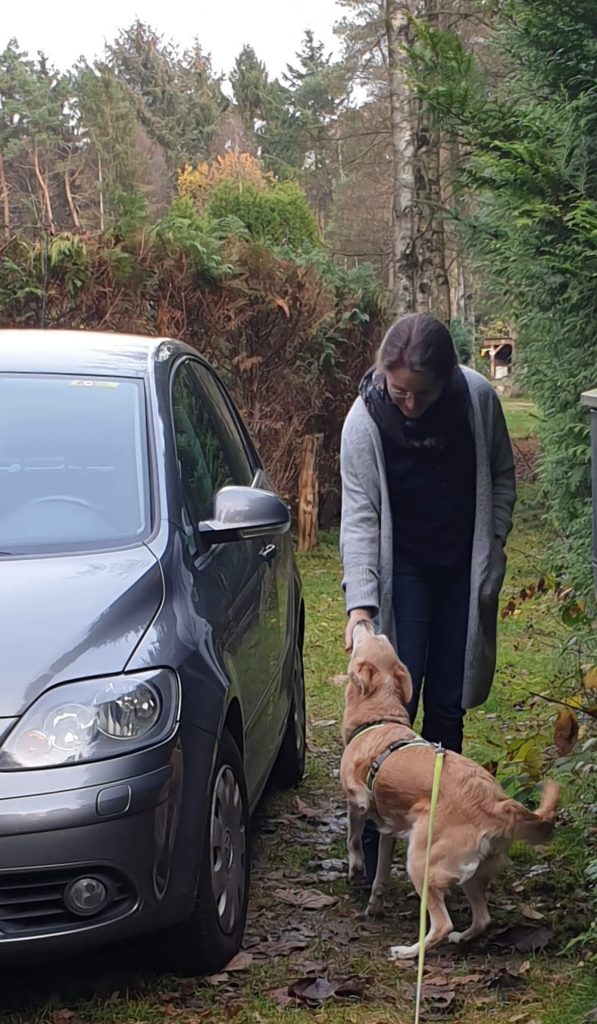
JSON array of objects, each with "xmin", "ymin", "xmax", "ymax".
[
  {"xmin": 272, "ymin": 642, "xmax": 306, "ymax": 789},
  {"xmin": 167, "ymin": 730, "xmax": 250, "ymax": 975}
]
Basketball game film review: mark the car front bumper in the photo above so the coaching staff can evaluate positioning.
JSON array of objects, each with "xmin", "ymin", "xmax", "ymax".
[{"xmin": 0, "ymin": 726, "xmax": 215, "ymax": 957}]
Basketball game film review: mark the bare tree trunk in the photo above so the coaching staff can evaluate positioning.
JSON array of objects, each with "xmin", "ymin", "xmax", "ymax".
[
  {"xmin": 297, "ymin": 433, "xmax": 323, "ymax": 553},
  {"xmin": 64, "ymin": 171, "xmax": 81, "ymax": 230},
  {"xmin": 33, "ymin": 143, "xmax": 54, "ymax": 233},
  {"xmin": 412, "ymin": 116, "xmax": 451, "ymax": 321},
  {"xmin": 385, "ymin": 0, "xmax": 455, "ymax": 322},
  {"xmin": 0, "ymin": 151, "xmax": 10, "ymax": 238},
  {"xmin": 98, "ymin": 150, "xmax": 105, "ymax": 233},
  {"xmin": 385, "ymin": 0, "xmax": 416, "ymax": 314}
]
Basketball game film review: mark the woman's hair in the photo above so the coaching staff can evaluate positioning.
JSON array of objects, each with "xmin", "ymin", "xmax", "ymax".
[{"xmin": 377, "ymin": 314, "xmax": 458, "ymax": 380}]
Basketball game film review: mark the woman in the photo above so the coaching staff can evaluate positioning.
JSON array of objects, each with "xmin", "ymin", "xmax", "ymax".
[{"xmin": 340, "ymin": 314, "xmax": 516, "ymax": 881}]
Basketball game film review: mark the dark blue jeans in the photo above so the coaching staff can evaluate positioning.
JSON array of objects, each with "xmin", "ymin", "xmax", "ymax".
[{"xmin": 362, "ymin": 557, "xmax": 471, "ymax": 883}]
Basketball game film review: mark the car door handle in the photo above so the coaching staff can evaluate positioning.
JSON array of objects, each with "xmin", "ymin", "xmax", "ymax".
[{"xmin": 259, "ymin": 543, "xmax": 277, "ymax": 564}]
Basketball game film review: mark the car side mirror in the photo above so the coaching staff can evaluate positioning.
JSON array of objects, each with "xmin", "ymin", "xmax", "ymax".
[{"xmin": 197, "ymin": 486, "xmax": 291, "ymax": 545}]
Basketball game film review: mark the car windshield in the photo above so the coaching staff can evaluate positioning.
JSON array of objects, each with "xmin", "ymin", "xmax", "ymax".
[{"xmin": 0, "ymin": 374, "xmax": 150, "ymax": 555}]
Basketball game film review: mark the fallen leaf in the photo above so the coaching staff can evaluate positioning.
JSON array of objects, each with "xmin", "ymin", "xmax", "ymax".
[
  {"xmin": 527, "ymin": 863, "xmax": 549, "ymax": 877},
  {"xmin": 292, "ymin": 796, "xmax": 324, "ymax": 819},
  {"xmin": 289, "ymin": 974, "xmax": 372, "ymax": 1004},
  {"xmin": 334, "ymin": 975, "xmax": 373, "ymax": 997},
  {"xmin": 521, "ymin": 904, "xmax": 545, "ymax": 921},
  {"xmin": 267, "ymin": 986, "xmax": 296, "ymax": 1008},
  {"xmin": 223, "ymin": 951, "xmax": 254, "ymax": 972},
  {"xmin": 483, "ymin": 967, "xmax": 525, "ymax": 991},
  {"xmin": 312, "ymin": 719, "xmax": 337, "ymax": 728},
  {"xmin": 328, "ymin": 674, "xmax": 347, "ymax": 687},
  {"xmin": 407, "ymin": 982, "xmax": 456, "ymax": 1008},
  {"xmin": 274, "ymin": 887, "xmax": 338, "ymax": 910},
  {"xmin": 490, "ymin": 924, "xmax": 552, "ymax": 953},
  {"xmin": 49, "ymin": 1013, "xmax": 75, "ymax": 1024},
  {"xmin": 309, "ymin": 857, "xmax": 346, "ymax": 872},
  {"xmin": 583, "ymin": 666, "xmax": 597, "ymax": 690},
  {"xmin": 205, "ymin": 973, "xmax": 231, "ymax": 985},
  {"xmin": 274, "ymin": 297, "xmax": 290, "ymax": 317},
  {"xmin": 250, "ymin": 931, "xmax": 311, "ymax": 959},
  {"xmin": 223, "ymin": 1002, "xmax": 245, "ymax": 1019},
  {"xmin": 554, "ymin": 709, "xmax": 579, "ymax": 755},
  {"xmin": 289, "ymin": 977, "xmax": 335, "ymax": 1003}
]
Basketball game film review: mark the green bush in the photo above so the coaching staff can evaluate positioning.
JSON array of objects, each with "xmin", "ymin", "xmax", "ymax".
[
  {"xmin": 449, "ymin": 317, "xmax": 473, "ymax": 364},
  {"xmin": 205, "ymin": 179, "xmax": 321, "ymax": 251}
]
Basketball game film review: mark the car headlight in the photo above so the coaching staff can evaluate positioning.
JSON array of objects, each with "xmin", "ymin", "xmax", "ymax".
[{"xmin": 0, "ymin": 669, "xmax": 179, "ymax": 770}]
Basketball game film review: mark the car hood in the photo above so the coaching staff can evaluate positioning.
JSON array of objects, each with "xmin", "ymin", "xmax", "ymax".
[{"xmin": 0, "ymin": 547, "xmax": 163, "ymax": 716}]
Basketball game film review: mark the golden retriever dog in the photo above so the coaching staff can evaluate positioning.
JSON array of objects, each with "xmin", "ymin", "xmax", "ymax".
[{"xmin": 340, "ymin": 621, "xmax": 560, "ymax": 959}]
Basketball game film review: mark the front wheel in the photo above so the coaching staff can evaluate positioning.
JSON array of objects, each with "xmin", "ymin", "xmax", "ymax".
[
  {"xmin": 167, "ymin": 730, "xmax": 249, "ymax": 974},
  {"xmin": 272, "ymin": 644, "xmax": 306, "ymax": 789}
]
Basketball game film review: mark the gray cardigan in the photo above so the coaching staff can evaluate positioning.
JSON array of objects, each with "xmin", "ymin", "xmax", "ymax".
[{"xmin": 339, "ymin": 366, "xmax": 516, "ymax": 709}]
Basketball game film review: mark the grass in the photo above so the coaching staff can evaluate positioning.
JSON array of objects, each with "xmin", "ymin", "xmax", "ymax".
[
  {"xmin": 1, "ymin": 411, "xmax": 595, "ymax": 1024},
  {"xmin": 502, "ymin": 397, "xmax": 541, "ymax": 440}
]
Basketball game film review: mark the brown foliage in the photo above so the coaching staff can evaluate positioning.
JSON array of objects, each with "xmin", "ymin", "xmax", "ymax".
[{"xmin": 0, "ymin": 234, "xmax": 382, "ymax": 523}]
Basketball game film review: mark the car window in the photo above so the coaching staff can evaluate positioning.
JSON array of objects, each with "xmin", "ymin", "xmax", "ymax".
[
  {"xmin": 172, "ymin": 364, "xmax": 230, "ymax": 524},
  {"xmin": 0, "ymin": 374, "xmax": 149, "ymax": 555},
  {"xmin": 189, "ymin": 363, "xmax": 255, "ymax": 486},
  {"xmin": 172, "ymin": 362, "xmax": 252, "ymax": 526}
]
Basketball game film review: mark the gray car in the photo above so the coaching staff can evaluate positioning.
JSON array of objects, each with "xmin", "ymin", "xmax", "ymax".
[{"xmin": 0, "ymin": 330, "xmax": 306, "ymax": 972}]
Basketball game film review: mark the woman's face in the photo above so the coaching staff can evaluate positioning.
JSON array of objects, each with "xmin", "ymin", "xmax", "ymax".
[{"xmin": 384, "ymin": 364, "xmax": 443, "ymax": 419}]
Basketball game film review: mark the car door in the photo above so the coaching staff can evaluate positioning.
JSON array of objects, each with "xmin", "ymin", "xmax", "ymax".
[
  {"xmin": 170, "ymin": 360, "xmax": 284, "ymax": 796},
  {"xmin": 189, "ymin": 363, "xmax": 288, "ymax": 691}
]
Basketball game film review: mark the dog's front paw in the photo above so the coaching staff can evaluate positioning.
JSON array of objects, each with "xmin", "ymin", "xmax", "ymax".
[
  {"xmin": 365, "ymin": 898, "xmax": 384, "ymax": 918},
  {"xmin": 388, "ymin": 943, "xmax": 418, "ymax": 960},
  {"xmin": 348, "ymin": 853, "xmax": 365, "ymax": 883}
]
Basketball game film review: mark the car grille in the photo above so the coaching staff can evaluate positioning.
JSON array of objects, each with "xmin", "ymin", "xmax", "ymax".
[{"xmin": 0, "ymin": 868, "xmax": 135, "ymax": 937}]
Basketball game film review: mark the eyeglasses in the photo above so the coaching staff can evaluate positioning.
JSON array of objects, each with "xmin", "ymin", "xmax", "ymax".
[
  {"xmin": 388, "ymin": 386, "xmax": 442, "ymax": 401},
  {"xmin": 390, "ymin": 388, "xmax": 417, "ymax": 400}
]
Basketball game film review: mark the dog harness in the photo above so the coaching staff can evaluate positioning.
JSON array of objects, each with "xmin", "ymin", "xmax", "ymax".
[{"xmin": 347, "ymin": 721, "xmax": 438, "ymax": 792}]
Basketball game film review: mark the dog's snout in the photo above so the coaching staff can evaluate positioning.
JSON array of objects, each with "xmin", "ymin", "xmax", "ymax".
[{"xmin": 352, "ymin": 618, "xmax": 376, "ymax": 649}]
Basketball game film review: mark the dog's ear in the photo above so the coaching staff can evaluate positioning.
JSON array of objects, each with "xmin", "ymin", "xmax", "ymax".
[
  {"xmin": 350, "ymin": 658, "xmax": 377, "ymax": 696},
  {"xmin": 393, "ymin": 661, "xmax": 413, "ymax": 705}
]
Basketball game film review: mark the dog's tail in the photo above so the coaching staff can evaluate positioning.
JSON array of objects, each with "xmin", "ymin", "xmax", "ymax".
[{"xmin": 510, "ymin": 780, "xmax": 561, "ymax": 845}]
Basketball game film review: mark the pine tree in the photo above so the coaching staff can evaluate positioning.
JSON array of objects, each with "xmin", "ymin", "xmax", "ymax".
[
  {"xmin": 230, "ymin": 46, "xmax": 272, "ymax": 133},
  {"xmin": 105, "ymin": 20, "xmax": 227, "ymax": 166},
  {"xmin": 411, "ymin": 0, "xmax": 597, "ymax": 592}
]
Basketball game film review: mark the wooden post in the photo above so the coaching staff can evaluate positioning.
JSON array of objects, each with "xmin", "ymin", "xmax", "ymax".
[{"xmin": 297, "ymin": 433, "xmax": 323, "ymax": 552}]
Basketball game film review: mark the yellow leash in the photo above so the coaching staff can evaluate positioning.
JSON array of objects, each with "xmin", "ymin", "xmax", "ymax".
[{"xmin": 414, "ymin": 747, "xmax": 445, "ymax": 1024}]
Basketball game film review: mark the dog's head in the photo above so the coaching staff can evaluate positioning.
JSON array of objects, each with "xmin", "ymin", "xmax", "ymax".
[{"xmin": 346, "ymin": 631, "xmax": 413, "ymax": 710}]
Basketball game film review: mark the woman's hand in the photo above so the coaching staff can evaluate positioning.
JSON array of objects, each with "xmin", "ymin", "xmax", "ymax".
[{"xmin": 344, "ymin": 608, "xmax": 373, "ymax": 652}]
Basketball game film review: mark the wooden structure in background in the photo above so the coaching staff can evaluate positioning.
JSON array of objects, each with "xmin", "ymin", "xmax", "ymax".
[
  {"xmin": 297, "ymin": 433, "xmax": 323, "ymax": 552},
  {"xmin": 480, "ymin": 336, "xmax": 515, "ymax": 379}
]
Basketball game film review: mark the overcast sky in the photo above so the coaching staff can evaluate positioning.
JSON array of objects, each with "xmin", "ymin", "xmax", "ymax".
[{"xmin": 5, "ymin": 0, "xmax": 344, "ymax": 79}]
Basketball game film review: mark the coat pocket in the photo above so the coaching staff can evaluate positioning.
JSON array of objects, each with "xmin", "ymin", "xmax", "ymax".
[{"xmin": 479, "ymin": 538, "xmax": 507, "ymax": 611}]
